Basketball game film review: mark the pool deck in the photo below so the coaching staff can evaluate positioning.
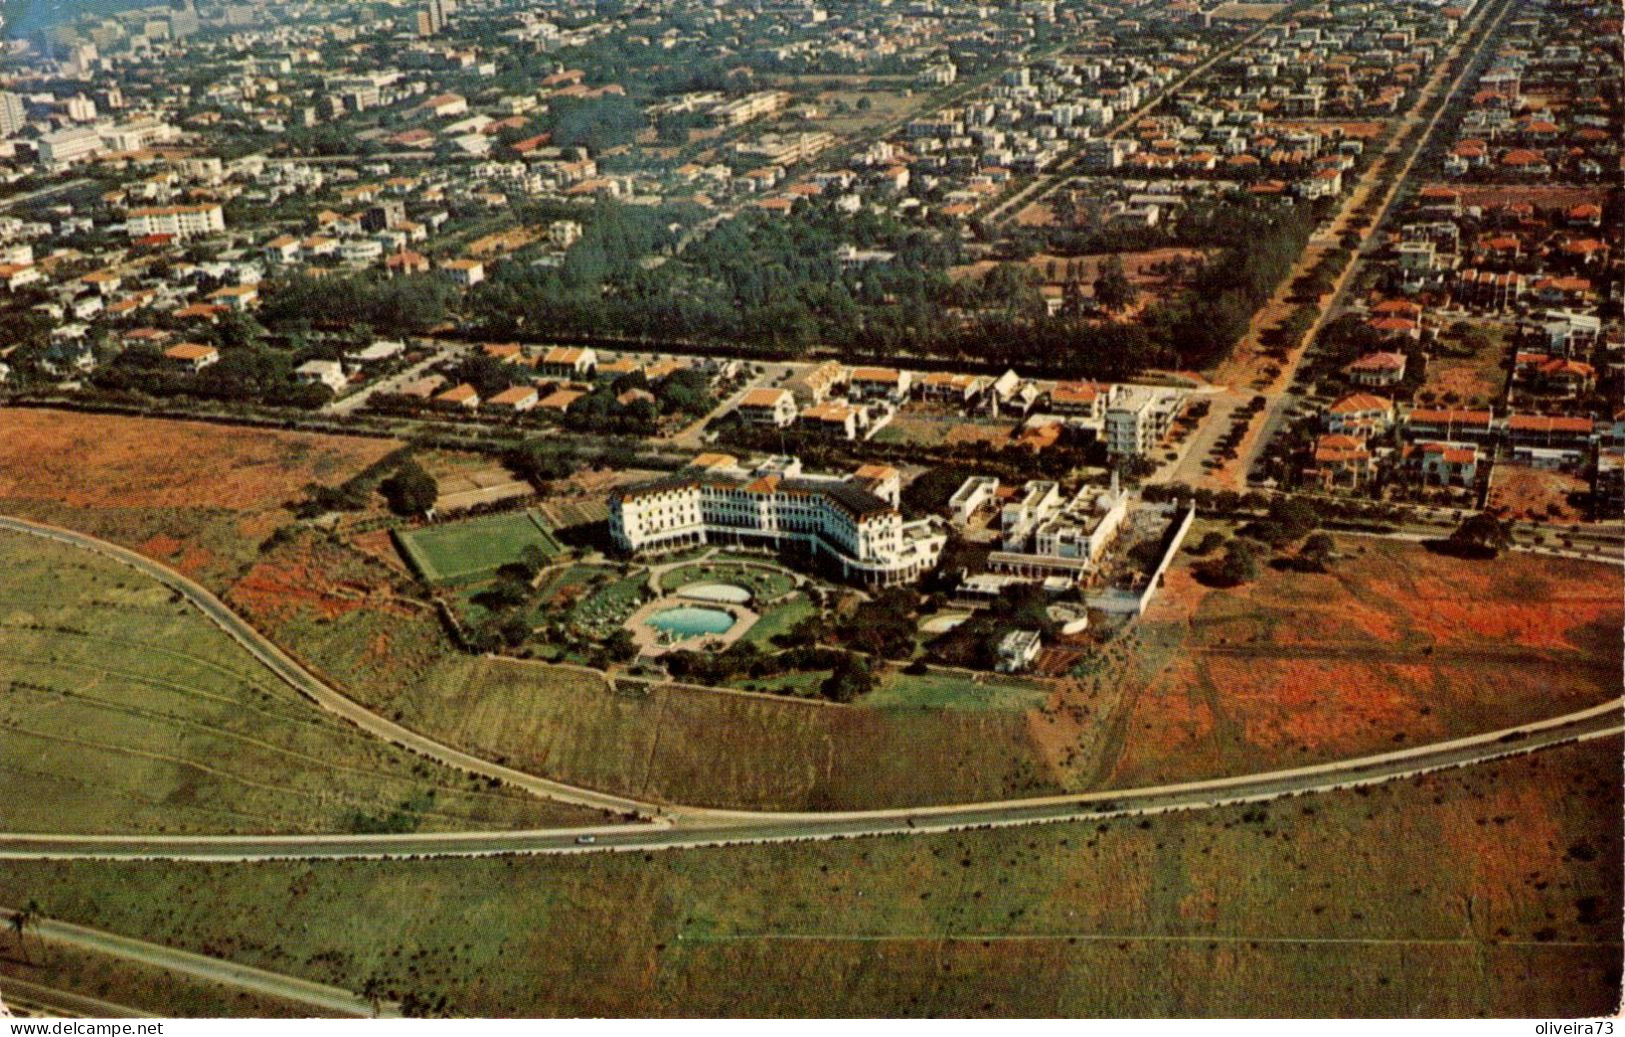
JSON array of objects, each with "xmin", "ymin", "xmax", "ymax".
[{"xmin": 625, "ymin": 595, "xmax": 760, "ymax": 658}]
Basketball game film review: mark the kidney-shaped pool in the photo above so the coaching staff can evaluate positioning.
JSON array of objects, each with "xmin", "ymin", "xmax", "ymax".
[{"xmin": 647, "ymin": 605, "xmax": 736, "ymax": 639}]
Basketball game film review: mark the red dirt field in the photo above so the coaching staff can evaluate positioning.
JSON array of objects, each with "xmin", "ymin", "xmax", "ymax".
[
  {"xmin": 0, "ymin": 409, "xmax": 395, "ymax": 512},
  {"xmin": 1421, "ymin": 183, "xmax": 1610, "ymax": 212},
  {"xmin": 228, "ymin": 532, "xmax": 421, "ymax": 627},
  {"xmin": 1485, "ymin": 463, "xmax": 1591, "ymax": 524},
  {"xmin": 0, "ymin": 409, "xmax": 400, "ymax": 589},
  {"xmin": 1088, "ymin": 535, "xmax": 1621, "ymax": 789}
]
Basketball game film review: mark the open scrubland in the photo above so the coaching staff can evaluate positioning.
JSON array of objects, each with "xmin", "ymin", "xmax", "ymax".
[
  {"xmin": 0, "ymin": 409, "xmax": 399, "ymax": 592},
  {"xmin": 3, "ymin": 738, "xmax": 1617, "ymax": 1016},
  {"xmin": 1085, "ymin": 534, "xmax": 1622, "ymax": 790},
  {"xmin": 0, "ymin": 530, "xmax": 598, "ymax": 834}
]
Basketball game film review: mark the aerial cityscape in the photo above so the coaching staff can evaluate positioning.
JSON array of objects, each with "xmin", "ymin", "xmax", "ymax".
[{"xmin": 0, "ymin": 0, "xmax": 1619, "ymax": 1020}]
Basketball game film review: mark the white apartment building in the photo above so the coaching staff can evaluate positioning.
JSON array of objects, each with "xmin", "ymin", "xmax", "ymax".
[
  {"xmin": 125, "ymin": 203, "xmax": 225, "ymax": 240},
  {"xmin": 294, "ymin": 359, "xmax": 349, "ymax": 392},
  {"xmin": 0, "ymin": 93, "xmax": 25, "ymax": 138},
  {"xmin": 1000, "ymin": 480, "xmax": 1062, "ymax": 550},
  {"xmin": 610, "ymin": 455, "xmax": 945, "ymax": 586},
  {"xmin": 709, "ymin": 90, "xmax": 790, "ymax": 128},
  {"xmin": 37, "ymin": 125, "xmax": 102, "ymax": 165},
  {"xmin": 1105, "ymin": 385, "xmax": 1186, "ymax": 458}
]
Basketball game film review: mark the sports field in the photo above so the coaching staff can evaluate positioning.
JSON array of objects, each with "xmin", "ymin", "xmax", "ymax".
[{"xmin": 394, "ymin": 511, "xmax": 563, "ymax": 583}]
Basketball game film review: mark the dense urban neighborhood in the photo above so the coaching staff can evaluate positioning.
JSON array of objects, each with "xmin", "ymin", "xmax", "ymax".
[{"xmin": 0, "ymin": 0, "xmax": 1619, "ymax": 1022}]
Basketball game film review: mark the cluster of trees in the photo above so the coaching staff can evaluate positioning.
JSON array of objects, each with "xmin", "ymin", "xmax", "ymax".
[
  {"xmin": 259, "ymin": 272, "xmax": 457, "ymax": 338},
  {"xmin": 545, "ymin": 95, "xmax": 647, "ymax": 153},
  {"xmin": 1195, "ymin": 498, "xmax": 1334, "ymax": 586},
  {"xmin": 295, "ymin": 447, "xmax": 417, "ymax": 519},
  {"xmin": 929, "ymin": 582, "xmax": 1059, "ymax": 670},
  {"xmin": 663, "ymin": 642, "xmax": 872, "ymax": 703},
  {"xmin": 92, "ymin": 341, "xmax": 332, "ymax": 409}
]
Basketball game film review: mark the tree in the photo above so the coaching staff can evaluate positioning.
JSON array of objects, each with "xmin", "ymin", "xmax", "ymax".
[
  {"xmin": 820, "ymin": 653, "xmax": 874, "ymax": 703},
  {"xmin": 1203, "ymin": 538, "xmax": 1265, "ymax": 587},
  {"xmin": 361, "ymin": 976, "xmax": 386, "ymax": 1018},
  {"xmin": 604, "ymin": 628, "xmax": 639, "ymax": 663},
  {"xmin": 1094, "ymin": 254, "xmax": 1137, "ymax": 311},
  {"xmin": 380, "ymin": 461, "xmax": 438, "ymax": 516},
  {"xmin": 1299, "ymin": 532, "xmax": 1336, "ymax": 571},
  {"xmin": 9, "ymin": 899, "xmax": 38, "ymax": 964},
  {"xmin": 1450, "ymin": 513, "xmax": 1512, "ymax": 557}
]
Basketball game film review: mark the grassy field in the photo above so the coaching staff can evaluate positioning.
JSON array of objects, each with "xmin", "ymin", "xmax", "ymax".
[
  {"xmin": 259, "ymin": 587, "xmax": 1057, "ymax": 810},
  {"xmin": 6, "ymin": 738, "xmax": 1617, "ymax": 1016},
  {"xmin": 866, "ymin": 668, "xmax": 1051, "ymax": 712},
  {"xmin": 395, "ymin": 511, "xmax": 562, "ymax": 584},
  {"xmin": 1420, "ymin": 326, "xmax": 1507, "ymax": 408},
  {"xmin": 1082, "ymin": 535, "xmax": 1622, "ymax": 790},
  {"xmin": 0, "ymin": 530, "xmax": 599, "ymax": 835}
]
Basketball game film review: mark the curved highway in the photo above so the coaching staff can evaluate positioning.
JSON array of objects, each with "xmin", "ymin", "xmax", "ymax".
[{"xmin": 1, "ymin": 513, "xmax": 1618, "ymax": 862}]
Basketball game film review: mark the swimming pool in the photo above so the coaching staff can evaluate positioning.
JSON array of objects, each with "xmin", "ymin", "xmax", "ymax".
[
  {"xmin": 647, "ymin": 605, "xmax": 736, "ymax": 639},
  {"xmin": 677, "ymin": 582, "xmax": 753, "ymax": 605}
]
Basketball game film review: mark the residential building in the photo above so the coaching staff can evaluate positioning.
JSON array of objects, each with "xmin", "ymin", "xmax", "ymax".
[
  {"xmin": 434, "ymin": 383, "xmax": 481, "ymax": 409},
  {"xmin": 1105, "ymin": 385, "xmax": 1186, "ymax": 458},
  {"xmin": 294, "ymin": 359, "xmax": 348, "ymax": 393},
  {"xmin": 163, "ymin": 342, "xmax": 219, "ymax": 372},
  {"xmin": 1324, "ymin": 393, "xmax": 1396, "ymax": 437},
  {"xmin": 1412, "ymin": 442, "xmax": 1478, "ymax": 487},
  {"xmin": 440, "ymin": 258, "xmax": 485, "ymax": 287},
  {"xmin": 125, "ymin": 204, "xmax": 225, "ymax": 241},
  {"xmin": 1309, "ymin": 434, "xmax": 1373, "ymax": 488},
  {"xmin": 1347, "ymin": 351, "xmax": 1408, "ymax": 387},
  {"xmin": 488, "ymin": 385, "xmax": 540, "ymax": 412},
  {"xmin": 736, "ymin": 387, "xmax": 797, "ymax": 427},
  {"xmin": 0, "ymin": 92, "xmax": 24, "ymax": 138},
  {"xmin": 847, "ymin": 366, "xmax": 912, "ymax": 402},
  {"xmin": 538, "ymin": 346, "xmax": 597, "ymax": 380}
]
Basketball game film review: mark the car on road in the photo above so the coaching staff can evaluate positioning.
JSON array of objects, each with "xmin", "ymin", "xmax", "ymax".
[{"xmin": 575, "ymin": 834, "xmax": 597, "ymax": 845}]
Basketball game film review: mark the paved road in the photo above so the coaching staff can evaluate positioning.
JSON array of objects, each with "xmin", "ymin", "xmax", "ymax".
[
  {"xmin": 3, "ymin": 699, "xmax": 1617, "ymax": 861},
  {"xmin": 1228, "ymin": 0, "xmax": 1515, "ymax": 488},
  {"xmin": 0, "ymin": 178, "xmax": 93, "ymax": 212},
  {"xmin": 3, "ymin": 914, "xmax": 391, "ymax": 1018},
  {"xmin": 0, "ymin": 976, "xmax": 152, "ymax": 1019}
]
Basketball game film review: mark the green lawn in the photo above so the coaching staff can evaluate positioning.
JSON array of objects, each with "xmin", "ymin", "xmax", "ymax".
[
  {"xmin": 866, "ymin": 668, "xmax": 1051, "ymax": 712},
  {"xmin": 659, "ymin": 562, "xmax": 797, "ymax": 602},
  {"xmin": 0, "ymin": 530, "xmax": 593, "ymax": 835},
  {"xmin": 394, "ymin": 511, "xmax": 562, "ymax": 584},
  {"xmin": 740, "ymin": 595, "xmax": 816, "ymax": 648}
]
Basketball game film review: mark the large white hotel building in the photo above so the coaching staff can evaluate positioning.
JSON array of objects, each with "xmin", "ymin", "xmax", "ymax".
[{"xmin": 609, "ymin": 454, "xmax": 946, "ymax": 586}]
